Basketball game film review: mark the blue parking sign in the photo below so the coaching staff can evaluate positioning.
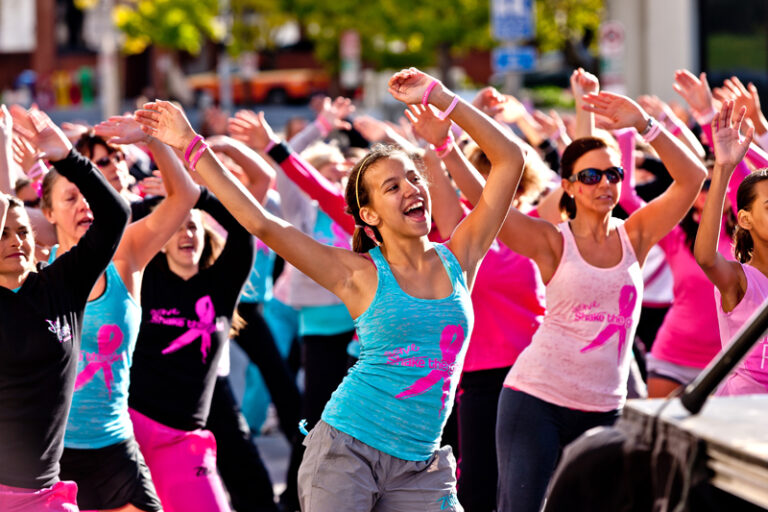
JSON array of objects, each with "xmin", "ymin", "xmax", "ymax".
[
  {"xmin": 492, "ymin": 0, "xmax": 534, "ymax": 41},
  {"xmin": 492, "ymin": 46, "xmax": 536, "ymax": 73}
]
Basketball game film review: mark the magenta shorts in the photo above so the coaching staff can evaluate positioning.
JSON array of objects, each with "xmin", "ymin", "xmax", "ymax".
[
  {"xmin": 0, "ymin": 480, "xmax": 79, "ymax": 511},
  {"xmin": 129, "ymin": 408, "xmax": 231, "ymax": 512}
]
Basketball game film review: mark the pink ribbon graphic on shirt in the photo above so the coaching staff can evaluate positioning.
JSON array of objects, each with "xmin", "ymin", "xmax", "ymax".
[
  {"xmin": 580, "ymin": 285, "xmax": 637, "ymax": 362},
  {"xmin": 161, "ymin": 295, "xmax": 216, "ymax": 363},
  {"xmin": 74, "ymin": 324, "xmax": 124, "ymax": 398},
  {"xmin": 395, "ymin": 324, "xmax": 465, "ymax": 412}
]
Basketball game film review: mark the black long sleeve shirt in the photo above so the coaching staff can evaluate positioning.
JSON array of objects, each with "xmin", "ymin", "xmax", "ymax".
[
  {"xmin": 0, "ymin": 150, "xmax": 130, "ymax": 488},
  {"xmin": 128, "ymin": 188, "xmax": 254, "ymax": 431}
]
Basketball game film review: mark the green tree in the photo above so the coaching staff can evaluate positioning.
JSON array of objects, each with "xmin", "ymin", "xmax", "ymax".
[
  {"xmin": 113, "ymin": 0, "xmax": 225, "ymax": 54},
  {"xmin": 109, "ymin": 0, "xmax": 602, "ymax": 77}
]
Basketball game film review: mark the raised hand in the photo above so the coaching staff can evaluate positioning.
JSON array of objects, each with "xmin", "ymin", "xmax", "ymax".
[
  {"xmin": 571, "ymin": 68, "xmax": 599, "ymax": 101},
  {"xmin": 134, "ymin": 101, "xmax": 196, "ymax": 151},
  {"xmin": 318, "ymin": 96, "xmax": 355, "ymax": 131},
  {"xmin": 388, "ymin": 67, "xmax": 441, "ymax": 105},
  {"xmin": 472, "ymin": 87, "xmax": 507, "ymax": 117},
  {"xmin": 637, "ymin": 95, "xmax": 674, "ymax": 122},
  {"xmin": 12, "ymin": 135, "xmax": 38, "ymax": 173},
  {"xmin": 21, "ymin": 107, "xmax": 72, "ymax": 162},
  {"xmin": 496, "ymin": 95, "xmax": 528, "ymax": 124},
  {"xmin": 673, "ymin": 70, "xmax": 714, "ymax": 115},
  {"xmin": 95, "ymin": 115, "xmax": 150, "ymax": 145},
  {"xmin": 581, "ymin": 91, "xmax": 649, "ymax": 132},
  {"xmin": 227, "ymin": 110, "xmax": 277, "ymax": 151},
  {"xmin": 712, "ymin": 100, "xmax": 753, "ymax": 169},
  {"xmin": 352, "ymin": 115, "xmax": 389, "ymax": 143},
  {"xmin": 138, "ymin": 170, "xmax": 167, "ymax": 197},
  {"xmin": 60, "ymin": 122, "xmax": 91, "ymax": 144},
  {"xmin": 403, "ymin": 104, "xmax": 451, "ymax": 146},
  {"xmin": 532, "ymin": 109, "xmax": 566, "ymax": 140}
]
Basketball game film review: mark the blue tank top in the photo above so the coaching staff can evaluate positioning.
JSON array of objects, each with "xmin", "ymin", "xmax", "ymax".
[
  {"xmin": 240, "ymin": 238, "xmax": 276, "ymax": 304},
  {"xmin": 50, "ymin": 247, "xmax": 142, "ymax": 449},
  {"xmin": 321, "ymin": 243, "xmax": 473, "ymax": 461}
]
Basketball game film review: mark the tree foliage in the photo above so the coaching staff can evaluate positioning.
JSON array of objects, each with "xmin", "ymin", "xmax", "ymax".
[
  {"xmin": 112, "ymin": 0, "xmax": 225, "ymax": 54},
  {"xmin": 534, "ymin": 0, "xmax": 603, "ymax": 53},
  {"xmin": 109, "ymin": 0, "xmax": 603, "ymax": 69}
]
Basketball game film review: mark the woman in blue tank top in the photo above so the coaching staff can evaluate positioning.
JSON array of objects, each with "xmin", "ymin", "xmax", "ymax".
[
  {"xmin": 135, "ymin": 67, "xmax": 526, "ymax": 512},
  {"xmin": 42, "ymin": 118, "xmax": 200, "ymax": 512}
]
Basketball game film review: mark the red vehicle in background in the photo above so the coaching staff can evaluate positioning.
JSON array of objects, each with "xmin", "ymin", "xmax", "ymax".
[{"xmin": 187, "ymin": 68, "xmax": 330, "ymax": 104}]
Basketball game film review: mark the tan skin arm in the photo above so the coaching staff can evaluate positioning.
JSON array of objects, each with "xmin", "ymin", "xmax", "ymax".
[
  {"xmin": 694, "ymin": 102, "xmax": 753, "ymax": 312},
  {"xmin": 388, "ymin": 68, "xmax": 526, "ymax": 287},
  {"xmin": 94, "ymin": 116, "xmax": 201, "ymax": 299},
  {"xmin": 581, "ymin": 91, "xmax": 708, "ymax": 264},
  {"xmin": 134, "ymin": 100, "xmax": 375, "ymax": 317}
]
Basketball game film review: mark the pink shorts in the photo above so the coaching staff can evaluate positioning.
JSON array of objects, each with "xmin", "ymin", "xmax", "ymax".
[
  {"xmin": 0, "ymin": 481, "xmax": 79, "ymax": 511},
  {"xmin": 129, "ymin": 408, "xmax": 231, "ymax": 512}
]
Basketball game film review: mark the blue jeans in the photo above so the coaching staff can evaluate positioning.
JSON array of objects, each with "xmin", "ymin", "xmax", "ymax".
[{"xmin": 495, "ymin": 388, "xmax": 619, "ymax": 512}]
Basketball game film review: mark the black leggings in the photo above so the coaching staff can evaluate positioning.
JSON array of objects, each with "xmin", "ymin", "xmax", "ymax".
[
  {"xmin": 207, "ymin": 376, "xmax": 279, "ymax": 512},
  {"xmin": 456, "ymin": 366, "xmax": 510, "ymax": 512},
  {"xmin": 234, "ymin": 301, "xmax": 301, "ymax": 438}
]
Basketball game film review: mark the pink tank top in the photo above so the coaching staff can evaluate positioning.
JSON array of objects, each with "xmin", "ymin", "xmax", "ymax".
[
  {"xmin": 650, "ymin": 225, "xmax": 732, "ymax": 368},
  {"xmin": 463, "ymin": 239, "xmax": 545, "ymax": 372},
  {"xmin": 714, "ymin": 263, "xmax": 768, "ymax": 396},
  {"xmin": 504, "ymin": 219, "xmax": 643, "ymax": 412}
]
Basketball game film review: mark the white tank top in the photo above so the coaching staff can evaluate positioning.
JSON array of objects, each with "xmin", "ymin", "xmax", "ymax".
[{"xmin": 505, "ymin": 218, "xmax": 644, "ymax": 411}]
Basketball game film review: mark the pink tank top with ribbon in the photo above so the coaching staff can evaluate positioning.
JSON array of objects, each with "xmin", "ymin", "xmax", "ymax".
[
  {"xmin": 505, "ymin": 219, "xmax": 644, "ymax": 412},
  {"xmin": 714, "ymin": 263, "xmax": 768, "ymax": 396}
]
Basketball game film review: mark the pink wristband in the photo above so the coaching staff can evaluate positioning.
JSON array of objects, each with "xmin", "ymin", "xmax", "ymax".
[
  {"xmin": 433, "ymin": 132, "xmax": 454, "ymax": 153},
  {"xmin": 27, "ymin": 160, "xmax": 47, "ymax": 179},
  {"xmin": 436, "ymin": 143, "xmax": 454, "ymax": 159},
  {"xmin": 316, "ymin": 115, "xmax": 333, "ymax": 136},
  {"xmin": 643, "ymin": 121, "xmax": 662, "ymax": 143},
  {"xmin": 189, "ymin": 142, "xmax": 209, "ymax": 171},
  {"xmin": 438, "ymin": 95, "xmax": 460, "ymax": 120},
  {"xmin": 422, "ymin": 80, "xmax": 439, "ymax": 106},
  {"xmin": 264, "ymin": 139, "xmax": 277, "ymax": 153},
  {"xmin": 184, "ymin": 135, "xmax": 203, "ymax": 163}
]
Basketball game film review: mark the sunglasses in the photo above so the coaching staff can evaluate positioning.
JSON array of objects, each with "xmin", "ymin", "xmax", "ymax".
[
  {"xmin": 94, "ymin": 152, "xmax": 124, "ymax": 168},
  {"xmin": 568, "ymin": 166, "xmax": 624, "ymax": 185}
]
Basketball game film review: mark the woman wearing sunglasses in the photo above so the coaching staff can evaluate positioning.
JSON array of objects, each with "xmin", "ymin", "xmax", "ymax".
[{"xmin": 494, "ymin": 91, "xmax": 707, "ymax": 512}]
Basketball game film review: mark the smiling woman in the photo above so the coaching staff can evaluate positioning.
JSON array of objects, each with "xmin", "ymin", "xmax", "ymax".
[{"xmin": 133, "ymin": 65, "xmax": 526, "ymax": 511}]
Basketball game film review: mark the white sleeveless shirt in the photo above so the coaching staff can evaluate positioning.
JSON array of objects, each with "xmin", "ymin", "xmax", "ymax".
[{"xmin": 505, "ymin": 218, "xmax": 644, "ymax": 411}]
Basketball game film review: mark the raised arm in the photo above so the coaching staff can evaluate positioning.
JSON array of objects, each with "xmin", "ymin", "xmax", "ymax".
[
  {"xmin": 95, "ymin": 115, "xmax": 200, "ymax": 275},
  {"xmin": 135, "ymin": 100, "xmax": 370, "ymax": 307},
  {"xmin": 571, "ymin": 68, "xmax": 599, "ymax": 139},
  {"xmin": 388, "ymin": 68, "xmax": 526, "ymax": 283},
  {"xmin": 694, "ymin": 102, "xmax": 752, "ymax": 312},
  {"xmin": 582, "ymin": 91, "xmax": 707, "ymax": 263},
  {"xmin": 403, "ymin": 104, "xmax": 464, "ymax": 239},
  {"xmin": 25, "ymin": 108, "xmax": 130, "ymax": 303}
]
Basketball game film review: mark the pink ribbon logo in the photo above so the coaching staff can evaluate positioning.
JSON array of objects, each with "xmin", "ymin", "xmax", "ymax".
[
  {"xmin": 75, "ymin": 324, "xmax": 124, "ymax": 397},
  {"xmin": 395, "ymin": 324, "xmax": 465, "ymax": 412},
  {"xmin": 161, "ymin": 295, "xmax": 216, "ymax": 363},
  {"xmin": 580, "ymin": 285, "xmax": 637, "ymax": 362},
  {"xmin": 744, "ymin": 339, "xmax": 768, "ymax": 391}
]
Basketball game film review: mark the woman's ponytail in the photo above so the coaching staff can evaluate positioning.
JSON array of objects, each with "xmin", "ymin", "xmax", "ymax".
[{"xmin": 733, "ymin": 225, "xmax": 754, "ymax": 264}]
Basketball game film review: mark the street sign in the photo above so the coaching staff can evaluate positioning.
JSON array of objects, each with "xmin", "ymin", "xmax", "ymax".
[
  {"xmin": 492, "ymin": 46, "xmax": 536, "ymax": 73},
  {"xmin": 491, "ymin": 0, "xmax": 534, "ymax": 41}
]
